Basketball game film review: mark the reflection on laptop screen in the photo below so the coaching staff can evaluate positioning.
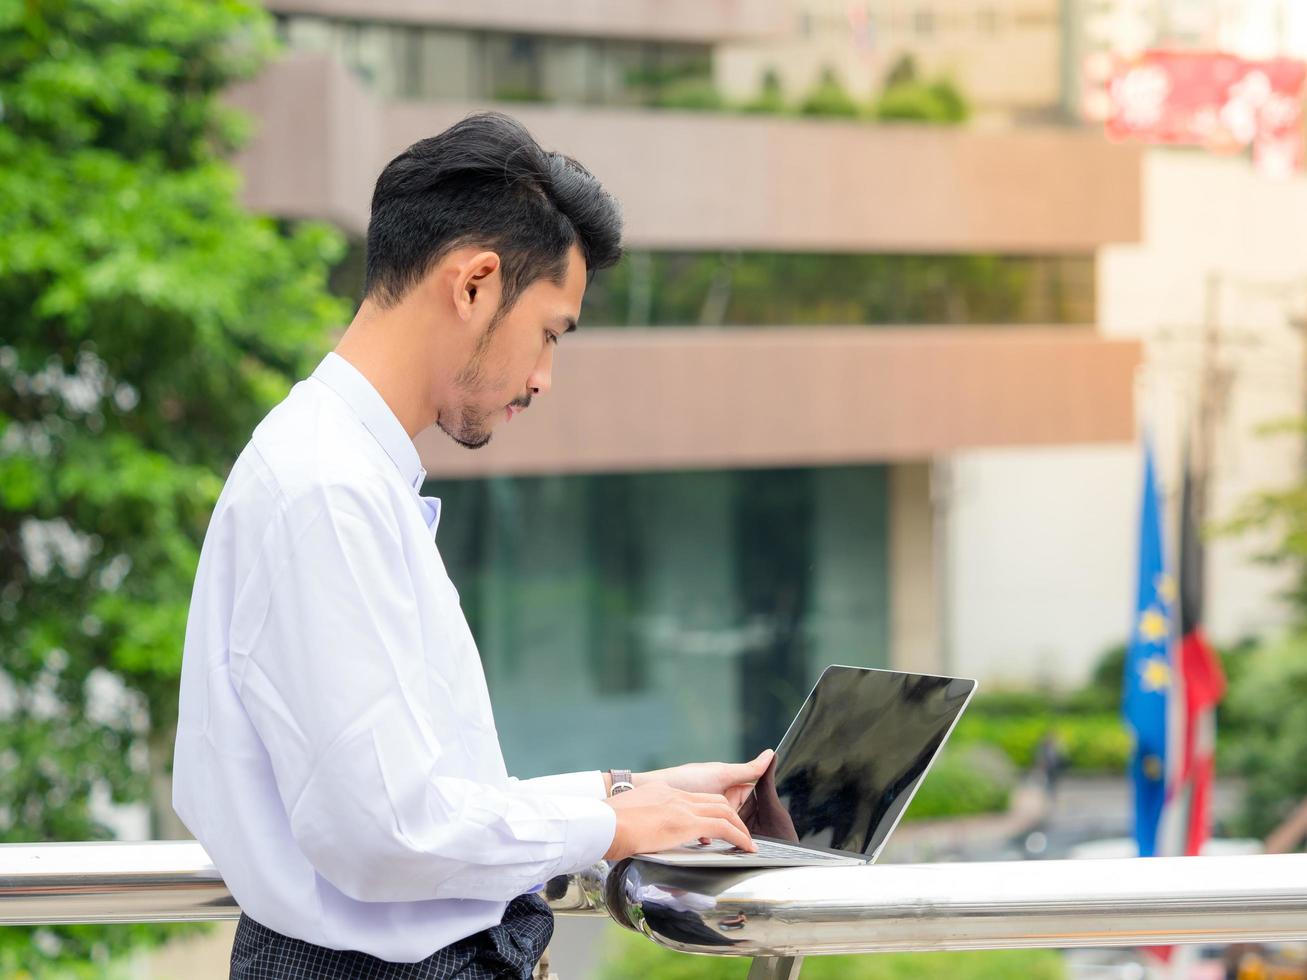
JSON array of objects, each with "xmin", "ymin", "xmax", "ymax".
[{"xmin": 739, "ymin": 666, "xmax": 976, "ymax": 859}]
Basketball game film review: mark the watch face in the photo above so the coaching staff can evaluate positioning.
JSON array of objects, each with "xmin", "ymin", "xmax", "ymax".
[{"xmin": 611, "ymin": 781, "xmax": 635, "ymax": 795}]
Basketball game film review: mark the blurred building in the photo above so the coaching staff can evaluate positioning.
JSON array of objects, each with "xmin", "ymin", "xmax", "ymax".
[
  {"xmin": 1069, "ymin": 0, "xmax": 1307, "ymax": 119},
  {"xmin": 231, "ymin": 0, "xmax": 1144, "ymax": 775},
  {"xmin": 715, "ymin": 0, "xmax": 1067, "ymax": 124}
]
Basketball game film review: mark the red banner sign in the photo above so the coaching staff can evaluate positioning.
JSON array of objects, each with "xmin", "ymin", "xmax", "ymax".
[{"xmin": 1105, "ymin": 51, "xmax": 1307, "ymax": 177}]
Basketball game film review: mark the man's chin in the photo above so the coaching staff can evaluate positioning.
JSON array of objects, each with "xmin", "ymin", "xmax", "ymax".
[{"xmin": 438, "ymin": 420, "xmax": 493, "ymax": 450}]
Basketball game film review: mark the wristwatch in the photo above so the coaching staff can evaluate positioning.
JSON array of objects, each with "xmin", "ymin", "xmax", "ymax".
[{"xmin": 608, "ymin": 769, "xmax": 635, "ymax": 796}]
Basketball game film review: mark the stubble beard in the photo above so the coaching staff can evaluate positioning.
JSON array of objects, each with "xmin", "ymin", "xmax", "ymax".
[{"xmin": 441, "ymin": 323, "xmax": 498, "ymax": 450}]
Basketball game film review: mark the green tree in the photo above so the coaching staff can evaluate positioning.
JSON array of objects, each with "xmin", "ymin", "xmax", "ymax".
[
  {"xmin": 1219, "ymin": 422, "xmax": 1307, "ymax": 840},
  {"xmin": 797, "ymin": 65, "xmax": 863, "ymax": 119},
  {"xmin": 870, "ymin": 53, "xmax": 970, "ymax": 125},
  {"xmin": 875, "ymin": 77, "xmax": 970, "ymax": 124},
  {"xmin": 740, "ymin": 67, "xmax": 786, "ymax": 115},
  {"xmin": 884, "ymin": 53, "xmax": 919, "ymax": 90},
  {"xmin": 1223, "ymin": 420, "xmax": 1307, "ymax": 618},
  {"xmin": 1223, "ymin": 631, "xmax": 1307, "ymax": 839},
  {"xmin": 0, "ymin": 0, "xmax": 347, "ymax": 972}
]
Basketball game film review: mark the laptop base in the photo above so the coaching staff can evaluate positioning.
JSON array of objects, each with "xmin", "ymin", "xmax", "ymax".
[{"xmin": 638, "ymin": 837, "xmax": 864, "ymax": 868}]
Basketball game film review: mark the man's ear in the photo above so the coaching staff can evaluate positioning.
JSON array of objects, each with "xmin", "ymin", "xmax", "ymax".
[{"xmin": 452, "ymin": 250, "xmax": 502, "ymax": 324}]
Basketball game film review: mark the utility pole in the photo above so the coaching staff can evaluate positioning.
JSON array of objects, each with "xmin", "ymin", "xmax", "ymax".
[{"xmin": 1190, "ymin": 272, "xmax": 1236, "ymax": 530}]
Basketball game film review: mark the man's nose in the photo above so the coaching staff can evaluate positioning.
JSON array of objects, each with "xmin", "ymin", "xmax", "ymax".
[{"xmin": 529, "ymin": 347, "xmax": 554, "ymax": 396}]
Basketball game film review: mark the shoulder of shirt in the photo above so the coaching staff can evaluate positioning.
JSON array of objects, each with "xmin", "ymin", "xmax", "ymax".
[{"xmin": 237, "ymin": 377, "xmax": 406, "ymax": 526}]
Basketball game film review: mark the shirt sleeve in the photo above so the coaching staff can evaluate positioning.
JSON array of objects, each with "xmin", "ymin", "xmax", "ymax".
[
  {"xmin": 228, "ymin": 482, "xmax": 616, "ymax": 904},
  {"xmin": 510, "ymin": 771, "xmax": 608, "ymax": 800}
]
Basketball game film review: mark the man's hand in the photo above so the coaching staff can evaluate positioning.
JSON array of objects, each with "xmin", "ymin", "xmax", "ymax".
[
  {"xmin": 635, "ymin": 749, "xmax": 774, "ymax": 809},
  {"xmin": 602, "ymin": 784, "xmax": 756, "ymax": 860}
]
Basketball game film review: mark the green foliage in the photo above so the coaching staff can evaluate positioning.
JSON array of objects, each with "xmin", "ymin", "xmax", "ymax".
[
  {"xmin": 1216, "ymin": 421, "xmax": 1307, "ymax": 838},
  {"xmin": 883, "ymin": 54, "xmax": 919, "ymax": 90},
  {"xmin": 595, "ymin": 928, "xmax": 1066, "ymax": 980},
  {"xmin": 652, "ymin": 79, "xmax": 727, "ymax": 112},
  {"xmin": 874, "ymin": 78, "xmax": 970, "ymax": 124},
  {"xmin": 904, "ymin": 745, "xmax": 1013, "ymax": 821},
  {"xmin": 580, "ymin": 251, "xmax": 1093, "ymax": 329},
  {"xmin": 1222, "ymin": 419, "xmax": 1307, "ymax": 619},
  {"xmin": 1222, "ymin": 631, "xmax": 1307, "ymax": 839},
  {"xmin": 950, "ymin": 711, "xmax": 1131, "ymax": 772},
  {"xmin": 618, "ymin": 55, "xmax": 971, "ymax": 125},
  {"xmin": 797, "ymin": 65, "xmax": 862, "ymax": 119},
  {"xmin": 740, "ymin": 68, "xmax": 785, "ymax": 115},
  {"xmin": 948, "ymin": 645, "xmax": 1141, "ymax": 774},
  {"xmin": 0, "ymin": 0, "xmax": 348, "ymax": 971}
]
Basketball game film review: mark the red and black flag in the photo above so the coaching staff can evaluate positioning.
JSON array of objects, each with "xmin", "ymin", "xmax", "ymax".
[{"xmin": 1175, "ymin": 445, "xmax": 1227, "ymax": 856}]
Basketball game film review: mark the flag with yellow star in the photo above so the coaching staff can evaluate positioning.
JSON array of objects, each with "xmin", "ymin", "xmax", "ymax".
[{"xmin": 1123, "ymin": 436, "xmax": 1172, "ymax": 858}]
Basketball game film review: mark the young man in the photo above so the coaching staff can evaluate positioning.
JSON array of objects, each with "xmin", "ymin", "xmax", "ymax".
[{"xmin": 172, "ymin": 113, "xmax": 769, "ymax": 979}]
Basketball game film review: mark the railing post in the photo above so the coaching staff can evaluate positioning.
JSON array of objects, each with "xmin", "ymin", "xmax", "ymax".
[{"xmin": 747, "ymin": 955, "xmax": 804, "ymax": 979}]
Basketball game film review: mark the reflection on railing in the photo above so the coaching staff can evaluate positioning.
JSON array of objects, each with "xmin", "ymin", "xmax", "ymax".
[{"xmin": 4, "ymin": 842, "xmax": 1307, "ymax": 977}]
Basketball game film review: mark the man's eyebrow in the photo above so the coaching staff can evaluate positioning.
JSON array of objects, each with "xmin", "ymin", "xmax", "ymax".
[{"xmin": 554, "ymin": 314, "xmax": 578, "ymax": 334}]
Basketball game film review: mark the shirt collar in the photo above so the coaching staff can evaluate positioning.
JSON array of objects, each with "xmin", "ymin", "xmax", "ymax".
[{"xmin": 311, "ymin": 352, "xmax": 427, "ymax": 492}]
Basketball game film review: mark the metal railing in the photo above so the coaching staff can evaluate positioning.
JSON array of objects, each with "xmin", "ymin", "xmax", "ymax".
[{"xmin": 4, "ymin": 841, "xmax": 1307, "ymax": 978}]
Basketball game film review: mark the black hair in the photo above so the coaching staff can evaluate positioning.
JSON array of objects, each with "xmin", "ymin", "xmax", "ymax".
[{"xmin": 363, "ymin": 112, "xmax": 624, "ymax": 317}]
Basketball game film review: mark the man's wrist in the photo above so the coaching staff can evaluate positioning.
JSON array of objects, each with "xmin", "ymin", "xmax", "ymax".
[
  {"xmin": 607, "ymin": 769, "xmax": 635, "ymax": 796},
  {"xmin": 601, "ymin": 769, "xmax": 648, "ymax": 797}
]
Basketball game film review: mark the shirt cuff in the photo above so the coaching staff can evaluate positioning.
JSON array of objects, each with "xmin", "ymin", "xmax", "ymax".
[
  {"xmin": 552, "ymin": 795, "xmax": 618, "ymax": 873},
  {"xmin": 512, "ymin": 770, "xmax": 608, "ymax": 800}
]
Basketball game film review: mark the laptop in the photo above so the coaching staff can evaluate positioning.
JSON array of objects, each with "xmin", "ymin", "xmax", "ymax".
[{"xmin": 638, "ymin": 665, "xmax": 977, "ymax": 867}]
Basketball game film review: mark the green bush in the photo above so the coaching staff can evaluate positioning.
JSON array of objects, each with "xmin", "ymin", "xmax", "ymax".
[
  {"xmin": 904, "ymin": 746, "xmax": 1013, "ymax": 821},
  {"xmin": 740, "ymin": 68, "xmax": 786, "ymax": 115},
  {"xmin": 874, "ymin": 81, "xmax": 966, "ymax": 123},
  {"xmin": 1222, "ymin": 631, "xmax": 1307, "ymax": 839},
  {"xmin": 949, "ymin": 711, "xmax": 1130, "ymax": 773},
  {"xmin": 595, "ymin": 928, "xmax": 1066, "ymax": 979},
  {"xmin": 654, "ymin": 80, "xmax": 727, "ymax": 112},
  {"xmin": 797, "ymin": 66, "xmax": 863, "ymax": 118}
]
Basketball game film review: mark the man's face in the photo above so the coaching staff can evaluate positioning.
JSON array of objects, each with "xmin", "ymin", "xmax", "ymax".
[{"xmin": 439, "ymin": 244, "xmax": 586, "ymax": 449}]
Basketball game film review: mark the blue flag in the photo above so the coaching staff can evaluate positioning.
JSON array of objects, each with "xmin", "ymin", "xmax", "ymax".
[{"xmin": 1124, "ymin": 437, "xmax": 1174, "ymax": 858}]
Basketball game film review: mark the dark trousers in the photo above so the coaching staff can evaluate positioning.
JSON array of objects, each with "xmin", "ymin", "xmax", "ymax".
[{"xmin": 229, "ymin": 894, "xmax": 554, "ymax": 979}]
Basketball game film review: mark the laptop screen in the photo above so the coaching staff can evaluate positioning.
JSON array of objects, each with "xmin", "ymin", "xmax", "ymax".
[{"xmin": 738, "ymin": 666, "xmax": 976, "ymax": 860}]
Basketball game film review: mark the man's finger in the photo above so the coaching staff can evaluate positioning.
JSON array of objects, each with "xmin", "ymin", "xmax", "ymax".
[
  {"xmin": 686, "ymin": 791, "xmax": 732, "ymax": 806},
  {"xmin": 725, "ymin": 785, "xmax": 752, "ymax": 810},
  {"xmin": 711, "ymin": 818, "xmax": 756, "ymax": 852},
  {"xmin": 724, "ymin": 749, "xmax": 774, "ymax": 782},
  {"xmin": 698, "ymin": 800, "xmax": 751, "ymax": 840}
]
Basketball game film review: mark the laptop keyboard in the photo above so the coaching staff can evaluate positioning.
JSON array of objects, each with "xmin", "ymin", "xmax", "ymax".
[{"xmin": 685, "ymin": 838, "xmax": 856, "ymax": 863}]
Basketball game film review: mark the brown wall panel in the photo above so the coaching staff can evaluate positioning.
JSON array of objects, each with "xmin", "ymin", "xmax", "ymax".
[
  {"xmin": 231, "ymin": 54, "xmax": 1142, "ymax": 253},
  {"xmin": 415, "ymin": 327, "xmax": 1142, "ymax": 477}
]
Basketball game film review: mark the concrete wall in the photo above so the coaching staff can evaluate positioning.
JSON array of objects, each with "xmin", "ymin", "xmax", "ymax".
[
  {"xmin": 263, "ymin": 0, "xmax": 785, "ymax": 42},
  {"xmin": 229, "ymin": 51, "xmax": 1142, "ymax": 250},
  {"xmin": 715, "ymin": 0, "xmax": 1063, "ymax": 119},
  {"xmin": 889, "ymin": 462, "xmax": 943, "ymax": 675},
  {"xmin": 415, "ymin": 327, "xmax": 1141, "ymax": 478}
]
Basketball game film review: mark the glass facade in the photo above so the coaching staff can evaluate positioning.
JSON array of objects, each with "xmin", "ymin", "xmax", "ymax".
[
  {"xmin": 582, "ymin": 250, "xmax": 1097, "ymax": 327},
  {"xmin": 276, "ymin": 15, "xmax": 713, "ymax": 107},
  {"xmin": 429, "ymin": 466, "xmax": 890, "ymax": 778},
  {"xmin": 326, "ymin": 242, "xmax": 1094, "ymax": 327}
]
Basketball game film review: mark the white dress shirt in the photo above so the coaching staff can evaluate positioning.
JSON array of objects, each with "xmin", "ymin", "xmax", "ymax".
[{"xmin": 173, "ymin": 353, "xmax": 616, "ymax": 962}]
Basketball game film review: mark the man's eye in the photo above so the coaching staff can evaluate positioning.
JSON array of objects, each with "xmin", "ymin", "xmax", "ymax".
[{"xmin": 546, "ymin": 331, "xmax": 559, "ymax": 345}]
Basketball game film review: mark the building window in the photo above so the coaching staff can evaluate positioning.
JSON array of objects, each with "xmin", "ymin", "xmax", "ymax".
[
  {"xmin": 433, "ymin": 467, "xmax": 890, "ymax": 774},
  {"xmin": 579, "ymin": 251, "xmax": 1097, "ymax": 328},
  {"xmin": 484, "ymin": 33, "xmax": 544, "ymax": 102},
  {"xmin": 913, "ymin": 7, "xmax": 936, "ymax": 36},
  {"xmin": 276, "ymin": 15, "xmax": 713, "ymax": 108}
]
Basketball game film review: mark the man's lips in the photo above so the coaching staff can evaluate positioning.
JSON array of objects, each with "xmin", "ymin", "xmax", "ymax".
[{"xmin": 505, "ymin": 397, "xmax": 532, "ymax": 422}]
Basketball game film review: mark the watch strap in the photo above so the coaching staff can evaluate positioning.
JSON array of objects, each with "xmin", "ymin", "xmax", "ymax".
[{"xmin": 608, "ymin": 769, "xmax": 635, "ymax": 796}]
